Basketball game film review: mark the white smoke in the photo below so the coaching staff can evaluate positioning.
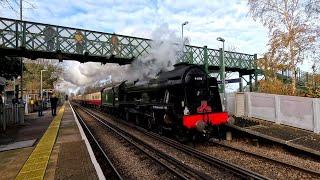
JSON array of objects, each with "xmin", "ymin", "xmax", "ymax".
[
  {"xmin": 127, "ymin": 23, "xmax": 183, "ymax": 81},
  {"xmin": 58, "ymin": 23, "xmax": 184, "ymax": 93}
]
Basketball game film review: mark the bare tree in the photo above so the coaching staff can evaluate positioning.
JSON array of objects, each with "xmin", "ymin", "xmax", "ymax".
[
  {"xmin": 305, "ymin": 0, "xmax": 320, "ymax": 15},
  {"xmin": 0, "ymin": 0, "xmax": 35, "ymax": 14},
  {"xmin": 248, "ymin": 0, "xmax": 319, "ymax": 94}
]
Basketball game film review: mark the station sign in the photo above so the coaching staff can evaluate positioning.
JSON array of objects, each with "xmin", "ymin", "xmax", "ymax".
[{"xmin": 217, "ymin": 78, "xmax": 241, "ymax": 84}]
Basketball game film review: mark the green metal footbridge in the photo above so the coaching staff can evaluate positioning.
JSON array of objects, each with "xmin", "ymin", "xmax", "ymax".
[{"xmin": 0, "ymin": 17, "xmax": 259, "ymax": 91}]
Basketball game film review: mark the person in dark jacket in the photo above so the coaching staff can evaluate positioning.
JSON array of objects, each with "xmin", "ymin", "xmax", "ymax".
[
  {"xmin": 0, "ymin": 93, "xmax": 3, "ymax": 115},
  {"xmin": 37, "ymin": 97, "xmax": 43, "ymax": 117},
  {"xmin": 50, "ymin": 95, "xmax": 58, "ymax": 116}
]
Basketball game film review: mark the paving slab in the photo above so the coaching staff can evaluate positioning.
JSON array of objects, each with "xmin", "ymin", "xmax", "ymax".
[
  {"xmin": 0, "ymin": 109, "xmax": 55, "ymax": 146},
  {"xmin": 249, "ymin": 124, "xmax": 312, "ymax": 141},
  {"xmin": 0, "ymin": 108, "xmax": 57, "ymax": 179},
  {"xmin": 229, "ymin": 117, "xmax": 320, "ymax": 156},
  {"xmin": 0, "ymin": 139, "xmax": 36, "ymax": 152},
  {"xmin": 15, "ymin": 105, "xmax": 65, "ymax": 180},
  {"xmin": 44, "ymin": 103, "xmax": 99, "ymax": 180},
  {"xmin": 55, "ymin": 141, "xmax": 98, "ymax": 180},
  {"xmin": 0, "ymin": 147, "xmax": 33, "ymax": 180}
]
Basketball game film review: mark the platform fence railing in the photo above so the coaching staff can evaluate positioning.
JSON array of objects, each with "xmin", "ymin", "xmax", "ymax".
[{"xmin": 0, "ymin": 104, "xmax": 24, "ymax": 132}]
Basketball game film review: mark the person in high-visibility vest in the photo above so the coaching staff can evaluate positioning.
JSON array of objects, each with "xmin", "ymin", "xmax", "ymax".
[
  {"xmin": 74, "ymin": 31, "xmax": 84, "ymax": 54},
  {"xmin": 111, "ymin": 33, "xmax": 119, "ymax": 55}
]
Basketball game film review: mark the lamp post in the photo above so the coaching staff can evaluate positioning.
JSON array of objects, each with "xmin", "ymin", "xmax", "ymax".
[
  {"xmin": 40, "ymin": 70, "xmax": 47, "ymax": 101},
  {"xmin": 182, "ymin": 21, "xmax": 189, "ymax": 49},
  {"xmin": 217, "ymin": 37, "xmax": 226, "ymax": 111},
  {"xmin": 20, "ymin": 0, "xmax": 23, "ymax": 104},
  {"xmin": 181, "ymin": 21, "xmax": 189, "ymax": 61},
  {"xmin": 181, "ymin": 21, "xmax": 189, "ymax": 42}
]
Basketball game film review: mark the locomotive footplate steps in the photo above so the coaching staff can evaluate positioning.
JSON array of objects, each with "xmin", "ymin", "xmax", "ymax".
[
  {"xmin": 228, "ymin": 117, "xmax": 320, "ymax": 157},
  {"xmin": 15, "ymin": 102, "xmax": 102, "ymax": 180}
]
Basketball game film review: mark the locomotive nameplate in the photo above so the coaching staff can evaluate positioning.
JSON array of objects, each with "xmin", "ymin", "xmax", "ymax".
[{"xmin": 153, "ymin": 105, "xmax": 168, "ymax": 109}]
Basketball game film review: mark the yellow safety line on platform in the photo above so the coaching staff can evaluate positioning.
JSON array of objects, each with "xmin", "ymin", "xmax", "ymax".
[{"xmin": 15, "ymin": 104, "xmax": 66, "ymax": 180}]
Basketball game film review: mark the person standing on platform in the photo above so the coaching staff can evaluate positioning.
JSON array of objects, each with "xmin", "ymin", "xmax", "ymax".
[
  {"xmin": 0, "ymin": 92, "xmax": 3, "ymax": 115},
  {"xmin": 37, "ymin": 97, "xmax": 43, "ymax": 117},
  {"xmin": 50, "ymin": 94, "xmax": 58, "ymax": 116}
]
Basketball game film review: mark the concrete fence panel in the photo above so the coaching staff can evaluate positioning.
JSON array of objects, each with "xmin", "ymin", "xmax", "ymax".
[
  {"xmin": 248, "ymin": 92, "xmax": 276, "ymax": 122},
  {"xmin": 313, "ymin": 99, "xmax": 320, "ymax": 133},
  {"xmin": 226, "ymin": 93, "xmax": 235, "ymax": 115},
  {"xmin": 233, "ymin": 92, "xmax": 320, "ymax": 133},
  {"xmin": 278, "ymin": 95, "xmax": 314, "ymax": 131},
  {"xmin": 235, "ymin": 93, "xmax": 245, "ymax": 117}
]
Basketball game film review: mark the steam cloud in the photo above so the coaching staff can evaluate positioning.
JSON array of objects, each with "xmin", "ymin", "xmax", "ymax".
[{"xmin": 58, "ymin": 23, "xmax": 184, "ymax": 93}]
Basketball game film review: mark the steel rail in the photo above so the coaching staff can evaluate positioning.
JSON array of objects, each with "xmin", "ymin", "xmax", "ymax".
[
  {"xmin": 72, "ymin": 105, "xmax": 123, "ymax": 180},
  {"xmin": 86, "ymin": 107, "xmax": 270, "ymax": 180},
  {"xmin": 84, "ymin": 106, "xmax": 269, "ymax": 180},
  {"xmin": 74, "ymin": 104, "xmax": 211, "ymax": 180},
  {"xmin": 209, "ymin": 140, "xmax": 320, "ymax": 177}
]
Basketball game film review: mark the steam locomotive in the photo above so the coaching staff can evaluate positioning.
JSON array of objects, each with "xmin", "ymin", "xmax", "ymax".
[{"xmin": 75, "ymin": 63, "xmax": 228, "ymax": 139}]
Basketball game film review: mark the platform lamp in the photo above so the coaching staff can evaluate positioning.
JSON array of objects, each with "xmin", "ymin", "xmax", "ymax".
[
  {"xmin": 181, "ymin": 21, "xmax": 189, "ymax": 58},
  {"xmin": 216, "ymin": 37, "xmax": 226, "ymax": 111},
  {"xmin": 20, "ymin": 0, "xmax": 23, "ymax": 104},
  {"xmin": 40, "ymin": 69, "xmax": 47, "ymax": 102},
  {"xmin": 182, "ymin": 21, "xmax": 189, "ymax": 42}
]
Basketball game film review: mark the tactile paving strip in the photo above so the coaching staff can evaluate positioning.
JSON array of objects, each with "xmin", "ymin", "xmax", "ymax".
[{"xmin": 15, "ymin": 104, "xmax": 65, "ymax": 180}]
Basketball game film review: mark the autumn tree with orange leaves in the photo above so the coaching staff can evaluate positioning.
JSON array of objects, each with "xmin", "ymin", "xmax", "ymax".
[{"xmin": 248, "ymin": 0, "xmax": 319, "ymax": 95}]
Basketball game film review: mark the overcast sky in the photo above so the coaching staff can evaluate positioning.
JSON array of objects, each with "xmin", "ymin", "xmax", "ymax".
[
  {"xmin": 1, "ymin": 0, "xmax": 313, "ymax": 92},
  {"xmin": 1, "ymin": 0, "xmax": 269, "ymax": 55}
]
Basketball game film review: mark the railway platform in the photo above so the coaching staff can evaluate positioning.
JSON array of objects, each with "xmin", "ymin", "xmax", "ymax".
[
  {"xmin": 229, "ymin": 117, "xmax": 320, "ymax": 157},
  {"xmin": 0, "ymin": 102, "xmax": 102, "ymax": 180}
]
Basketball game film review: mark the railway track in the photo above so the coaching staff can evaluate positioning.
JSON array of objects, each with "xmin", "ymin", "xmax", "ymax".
[
  {"xmin": 77, "ymin": 104, "xmax": 269, "ymax": 180},
  {"xmin": 208, "ymin": 140, "xmax": 320, "ymax": 177},
  {"xmin": 115, "ymin": 110, "xmax": 320, "ymax": 178},
  {"xmin": 73, "ymin": 103, "xmax": 213, "ymax": 180},
  {"xmin": 72, "ymin": 105, "xmax": 123, "ymax": 180}
]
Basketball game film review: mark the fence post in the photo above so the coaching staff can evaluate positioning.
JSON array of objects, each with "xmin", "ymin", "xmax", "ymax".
[
  {"xmin": 254, "ymin": 54, "xmax": 258, "ymax": 91},
  {"xmin": 313, "ymin": 98, "xmax": 320, "ymax": 133},
  {"xmin": 245, "ymin": 92, "xmax": 252, "ymax": 117},
  {"xmin": 0, "ymin": 106, "xmax": 3, "ymax": 131},
  {"xmin": 235, "ymin": 93, "xmax": 245, "ymax": 117},
  {"xmin": 2, "ymin": 106, "xmax": 6, "ymax": 131},
  {"xmin": 20, "ymin": 104, "xmax": 24, "ymax": 124},
  {"xmin": 274, "ymin": 95, "xmax": 281, "ymax": 124},
  {"xmin": 16, "ymin": 105, "xmax": 18, "ymax": 123}
]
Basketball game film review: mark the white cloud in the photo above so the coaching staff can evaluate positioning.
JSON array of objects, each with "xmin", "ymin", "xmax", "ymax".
[{"xmin": 0, "ymin": 0, "xmax": 271, "ymax": 92}]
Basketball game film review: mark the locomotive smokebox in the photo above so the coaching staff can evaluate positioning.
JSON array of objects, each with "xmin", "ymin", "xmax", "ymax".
[{"xmin": 196, "ymin": 120, "xmax": 206, "ymax": 132}]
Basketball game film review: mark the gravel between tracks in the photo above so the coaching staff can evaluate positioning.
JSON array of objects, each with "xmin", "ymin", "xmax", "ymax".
[
  {"xmin": 106, "ymin": 119, "xmax": 239, "ymax": 179},
  {"xmin": 216, "ymin": 139, "xmax": 320, "ymax": 173},
  {"xmin": 91, "ymin": 109, "xmax": 320, "ymax": 180},
  {"xmin": 196, "ymin": 141, "xmax": 320, "ymax": 180},
  {"xmin": 77, "ymin": 108, "xmax": 176, "ymax": 179},
  {"xmin": 88, "ymin": 109, "xmax": 247, "ymax": 179}
]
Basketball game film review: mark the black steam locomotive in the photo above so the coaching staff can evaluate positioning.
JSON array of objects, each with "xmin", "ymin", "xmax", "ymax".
[{"xmin": 100, "ymin": 63, "xmax": 228, "ymax": 139}]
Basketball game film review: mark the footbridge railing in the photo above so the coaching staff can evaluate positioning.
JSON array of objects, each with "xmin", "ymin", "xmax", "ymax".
[{"xmin": 0, "ymin": 17, "xmax": 257, "ymax": 70}]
